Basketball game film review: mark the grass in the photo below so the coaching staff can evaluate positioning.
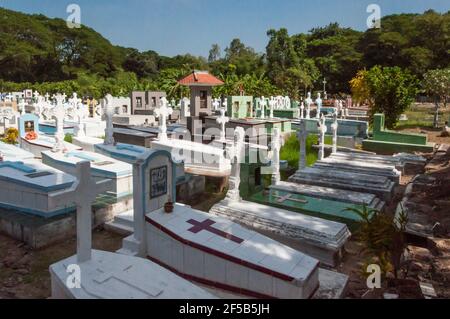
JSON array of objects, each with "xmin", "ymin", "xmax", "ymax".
[
  {"xmin": 394, "ymin": 106, "xmax": 450, "ymax": 130},
  {"xmin": 280, "ymin": 133, "xmax": 330, "ymax": 171}
]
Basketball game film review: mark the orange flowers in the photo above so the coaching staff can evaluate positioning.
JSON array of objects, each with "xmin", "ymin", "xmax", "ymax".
[{"xmin": 25, "ymin": 131, "xmax": 38, "ymax": 141}]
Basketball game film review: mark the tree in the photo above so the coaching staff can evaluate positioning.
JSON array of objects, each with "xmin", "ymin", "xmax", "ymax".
[
  {"xmin": 423, "ymin": 68, "xmax": 450, "ymax": 127},
  {"xmin": 350, "ymin": 66, "xmax": 419, "ymax": 128},
  {"xmin": 208, "ymin": 44, "xmax": 221, "ymax": 63}
]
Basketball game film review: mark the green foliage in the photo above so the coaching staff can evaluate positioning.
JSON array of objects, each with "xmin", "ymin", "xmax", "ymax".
[
  {"xmin": 64, "ymin": 134, "xmax": 73, "ymax": 144},
  {"xmin": 344, "ymin": 205, "xmax": 409, "ymax": 278},
  {"xmin": 422, "ymin": 68, "xmax": 450, "ymax": 104},
  {"xmin": 0, "ymin": 7, "xmax": 448, "ymax": 101},
  {"xmin": 1, "ymin": 127, "xmax": 19, "ymax": 145},
  {"xmin": 351, "ymin": 66, "xmax": 419, "ymax": 129}
]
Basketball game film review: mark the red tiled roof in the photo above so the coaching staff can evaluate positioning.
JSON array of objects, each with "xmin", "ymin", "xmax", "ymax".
[{"xmin": 178, "ymin": 71, "xmax": 224, "ymax": 86}]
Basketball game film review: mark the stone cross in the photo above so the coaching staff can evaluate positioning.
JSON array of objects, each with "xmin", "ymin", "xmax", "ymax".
[
  {"xmin": 305, "ymin": 92, "xmax": 312, "ymax": 119},
  {"xmin": 33, "ymin": 91, "xmax": 40, "ymax": 101},
  {"xmin": 269, "ymin": 97, "xmax": 276, "ymax": 118},
  {"xmin": 271, "ymin": 128, "xmax": 282, "ymax": 186},
  {"xmin": 212, "ymin": 99, "xmax": 220, "ymax": 112},
  {"xmin": 216, "ymin": 107, "xmax": 229, "ymax": 142},
  {"xmin": 299, "ymin": 102, "xmax": 305, "ymax": 119},
  {"xmin": 104, "ymin": 94, "xmax": 115, "ymax": 145},
  {"xmin": 155, "ymin": 97, "xmax": 173, "ymax": 141},
  {"xmin": 226, "ymin": 127, "xmax": 245, "ymax": 202},
  {"xmin": 52, "ymin": 94, "xmax": 67, "ymax": 153},
  {"xmin": 49, "ymin": 161, "xmax": 111, "ymax": 263},
  {"xmin": 331, "ymin": 112, "xmax": 338, "ymax": 154},
  {"xmin": 317, "ymin": 114, "xmax": 327, "ymax": 161},
  {"xmin": 316, "ymin": 93, "xmax": 322, "ymax": 119},
  {"xmin": 44, "ymin": 93, "xmax": 50, "ymax": 102},
  {"xmin": 298, "ymin": 119, "xmax": 307, "ymax": 171},
  {"xmin": 260, "ymin": 97, "xmax": 266, "ymax": 119},
  {"xmin": 18, "ymin": 98, "xmax": 26, "ymax": 115}
]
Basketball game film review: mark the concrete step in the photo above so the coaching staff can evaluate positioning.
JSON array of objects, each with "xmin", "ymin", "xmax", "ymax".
[{"xmin": 104, "ymin": 221, "xmax": 133, "ymax": 236}]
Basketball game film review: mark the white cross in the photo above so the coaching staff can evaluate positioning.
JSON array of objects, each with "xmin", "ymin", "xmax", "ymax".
[
  {"xmin": 51, "ymin": 93, "xmax": 67, "ymax": 153},
  {"xmin": 49, "ymin": 161, "xmax": 112, "ymax": 263},
  {"xmin": 212, "ymin": 99, "xmax": 221, "ymax": 111},
  {"xmin": 299, "ymin": 102, "xmax": 305, "ymax": 119},
  {"xmin": 316, "ymin": 93, "xmax": 322, "ymax": 119},
  {"xmin": 216, "ymin": 107, "xmax": 229, "ymax": 142},
  {"xmin": 33, "ymin": 91, "xmax": 40, "ymax": 100},
  {"xmin": 269, "ymin": 97, "xmax": 276, "ymax": 118},
  {"xmin": 271, "ymin": 128, "xmax": 283, "ymax": 186},
  {"xmin": 18, "ymin": 98, "xmax": 26, "ymax": 115},
  {"xmin": 260, "ymin": 97, "xmax": 266, "ymax": 119},
  {"xmin": 318, "ymin": 114, "xmax": 327, "ymax": 160},
  {"xmin": 305, "ymin": 92, "xmax": 312, "ymax": 119},
  {"xmin": 331, "ymin": 112, "xmax": 338, "ymax": 154},
  {"xmin": 226, "ymin": 127, "xmax": 245, "ymax": 202},
  {"xmin": 155, "ymin": 97, "xmax": 173, "ymax": 141},
  {"xmin": 104, "ymin": 94, "xmax": 115, "ymax": 145}
]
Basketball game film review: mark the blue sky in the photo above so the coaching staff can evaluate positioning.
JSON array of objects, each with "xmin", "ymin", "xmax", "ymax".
[{"xmin": 1, "ymin": 0, "xmax": 448, "ymax": 57}]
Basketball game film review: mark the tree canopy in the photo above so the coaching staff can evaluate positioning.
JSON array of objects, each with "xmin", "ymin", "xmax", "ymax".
[{"xmin": 0, "ymin": 7, "xmax": 448, "ymax": 101}]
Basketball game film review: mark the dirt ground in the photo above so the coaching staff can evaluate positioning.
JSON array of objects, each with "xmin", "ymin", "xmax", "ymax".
[{"xmin": 0, "ymin": 229, "xmax": 124, "ymax": 299}]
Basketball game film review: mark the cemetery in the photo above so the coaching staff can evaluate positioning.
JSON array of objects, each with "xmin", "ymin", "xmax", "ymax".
[{"xmin": 0, "ymin": 3, "xmax": 449, "ymax": 302}]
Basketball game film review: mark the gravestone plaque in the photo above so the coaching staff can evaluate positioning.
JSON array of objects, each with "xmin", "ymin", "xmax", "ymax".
[
  {"xmin": 150, "ymin": 165, "xmax": 167, "ymax": 199},
  {"xmin": 25, "ymin": 121, "xmax": 35, "ymax": 133}
]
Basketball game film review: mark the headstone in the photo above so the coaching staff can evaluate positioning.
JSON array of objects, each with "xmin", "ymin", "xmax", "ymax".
[
  {"xmin": 226, "ymin": 127, "xmax": 245, "ymax": 201},
  {"xmin": 331, "ymin": 113, "xmax": 338, "ymax": 154},
  {"xmin": 104, "ymin": 94, "xmax": 115, "ymax": 145},
  {"xmin": 154, "ymin": 97, "xmax": 173, "ymax": 141},
  {"xmin": 51, "ymin": 94, "xmax": 67, "ymax": 153},
  {"xmin": 300, "ymin": 102, "xmax": 305, "ymax": 119},
  {"xmin": 216, "ymin": 107, "xmax": 229, "ymax": 142},
  {"xmin": 305, "ymin": 92, "xmax": 312, "ymax": 119},
  {"xmin": 260, "ymin": 96, "xmax": 266, "ymax": 119},
  {"xmin": 318, "ymin": 114, "xmax": 327, "ymax": 161},
  {"xmin": 269, "ymin": 97, "xmax": 275, "ymax": 118},
  {"xmin": 298, "ymin": 119, "xmax": 307, "ymax": 170},
  {"xmin": 316, "ymin": 93, "xmax": 322, "ymax": 119},
  {"xmin": 271, "ymin": 128, "xmax": 282, "ymax": 185}
]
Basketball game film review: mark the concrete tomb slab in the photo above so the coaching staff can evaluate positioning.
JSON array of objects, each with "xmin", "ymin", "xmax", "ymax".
[
  {"xmin": 210, "ymin": 198, "xmax": 351, "ymax": 267},
  {"xmin": 288, "ymin": 167, "xmax": 395, "ymax": 201},
  {"xmin": 42, "ymin": 150, "xmax": 133, "ymax": 198}
]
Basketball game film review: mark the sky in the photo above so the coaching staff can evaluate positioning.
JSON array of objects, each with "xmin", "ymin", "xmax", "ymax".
[{"xmin": 0, "ymin": 0, "xmax": 449, "ymax": 57}]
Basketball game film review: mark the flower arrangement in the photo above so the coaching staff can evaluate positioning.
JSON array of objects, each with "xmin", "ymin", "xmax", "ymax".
[{"xmin": 25, "ymin": 131, "xmax": 38, "ymax": 141}]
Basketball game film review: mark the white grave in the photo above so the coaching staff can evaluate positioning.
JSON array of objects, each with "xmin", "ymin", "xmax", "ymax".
[
  {"xmin": 0, "ymin": 159, "xmax": 76, "ymax": 217},
  {"xmin": 49, "ymin": 161, "xmax": 215, "ymax": 299}
]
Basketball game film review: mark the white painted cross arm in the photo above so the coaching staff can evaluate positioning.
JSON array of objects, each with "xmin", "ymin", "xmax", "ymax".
[{"xmin": 48, "ymin": 161, "xmax": 113, "ymax": 209}]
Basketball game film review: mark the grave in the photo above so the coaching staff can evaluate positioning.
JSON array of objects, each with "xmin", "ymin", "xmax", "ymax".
[
  {"xmin": 0, "ymin": 140, "xmax": 34, "ymax": 161},
  {"xmin": 288, "ymin": 167, "xmax": 395, "ymax": 201},
  {"xmin": 247, "ymin": 128, "xmax": 383, "ymax": 230},
  {"xmin": 43, "ymin": 97, "xmax": 133, "ymax": 199},
  {"xmin": 49, "ymin": 161, "xmax": 215, "ymax": 299},
  {"xmin": 209, "ymin": 129, "xmax": 351, "ymax": 270},
  {"xmin": 362, "ymin": 113, "xmax": 435, "ymax": 154},
  {"xmin": 150, "ymin": 97, "xmax": 231, "ymax": 177},
  {"xmin": 106, "ymin": 128, "xmax": 352, "ymax": 299},
  {"xmin": 271, "ymin": 96, "xmax": 300, "ymax": 119},
  {"xmin": 0, "ymin": 160, "xmax": 76, "ymax": 218},
  {"xmin": 130, "ymin": 91, "xmax": 166, "ymax": 115},
  {"xmin": 18, "ymin": 97, "xmax": 81, "ymax": 158}
]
